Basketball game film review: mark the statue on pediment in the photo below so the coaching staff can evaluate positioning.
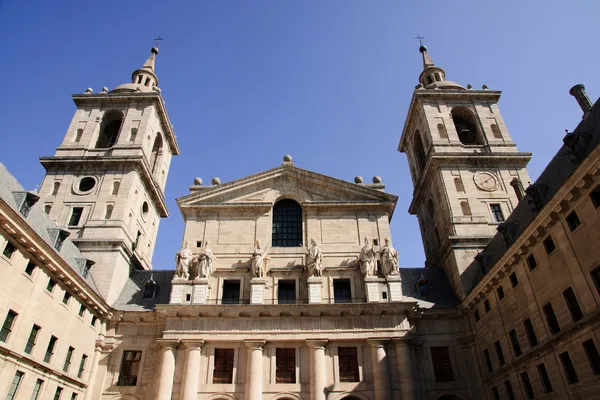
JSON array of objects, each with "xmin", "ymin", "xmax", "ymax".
[
  {"xmin": 380, "ymin": 238, "xmax": 399, "ymax": 277},
  {"xmin": 304, "ymin": 238, "xmax": 323, "ymax": 277},
  {"xmin": 196, "ymin": 240, "xmax": 215, "ymax": 279},
  {"xmin": 358, "ymin": 237, "xmax": 376, "ymax": 276},
  {"xmin": 175, "ymin": 240, "xmax": 192, "ymax": 279},
  {"xmin": 251, "ymin": 240, "xmax": 270, "ymax": 278}
]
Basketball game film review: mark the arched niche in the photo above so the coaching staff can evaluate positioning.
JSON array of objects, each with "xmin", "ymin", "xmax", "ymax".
[{"xmin": 96, "ymin": 110, "xmax": 124, "ymax": 148}]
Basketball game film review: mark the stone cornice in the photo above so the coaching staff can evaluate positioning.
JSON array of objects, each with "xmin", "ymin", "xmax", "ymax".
[
  {"xmin": 0, "ymin": 202, "xmax": 111, "ymax": 317},
  {"xmin": 39, "ymin": 155, "xmax": 169, "ymax": 217},
  {"xmin": 71, "ymin": 92, "xmax": 180, "ymax": 156}
]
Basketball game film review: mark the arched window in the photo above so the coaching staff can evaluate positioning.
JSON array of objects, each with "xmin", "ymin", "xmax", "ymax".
[
  {"xmin": 150, "ymin": 134, "xmax": 163, "ymax": 175},
  {"xmin": 272, "ymin": 199, "xmax": 302, "ymax": 247},
  {"xmin": 96, "ymin": 110, "xmax": 123, "ymax": 148},
  {"xmin": 460, "ymin": 200, "xmax": 471, "ymax": 216},
  {"xmin": 437, "ymin": 123, "xmax": 447, "ymax": 139},
  {"xmin": 412, "ymin": 130, "xmax": 427, "ymax": 172},
  {"xmin": 451, "ymin": 107, "xmax": 481, "ymax": 145},
  {"xmin": 454, "ymin": 178, "xmax": 465, "ymax": 192},
  {"xmin": 490, "ymin": 124, "xmax": 502, "ymax": 138}
]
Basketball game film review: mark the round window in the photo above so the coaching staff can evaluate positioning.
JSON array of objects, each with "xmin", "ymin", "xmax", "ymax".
[{"xmin": 78, "ymin": 177, "xmax": 96, "ymax": 193}]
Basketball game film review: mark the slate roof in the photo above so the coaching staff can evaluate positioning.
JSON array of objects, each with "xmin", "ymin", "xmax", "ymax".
[
  {"xmin": 0, "ymin": 163, "xmax": 99, "ymax": 292},
  {"xmin": 114, "ymin": 270, "xmax": 175, "ymax": 311},
  {"xmin": 462, "ymin": 99, "xmax": 600, "ymax": 295}
]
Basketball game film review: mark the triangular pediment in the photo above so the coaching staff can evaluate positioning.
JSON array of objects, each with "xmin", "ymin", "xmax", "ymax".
[{"xmin": 177, "ymin": 165, "xmax": 397, "ymax": 210}]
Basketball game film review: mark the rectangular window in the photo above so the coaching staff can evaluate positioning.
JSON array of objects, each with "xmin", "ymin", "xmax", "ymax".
[
  {"xmin": 509, "ymin": 329, "xmax": 522, "ymax": 357},
  {"xmin": 25, "ymin": 324, "xmax": 40, "ymax": 354},
  {"xmin": 338, "ymin": 347, "xmax": 360, "ymax": 382},
  {"xmin": 491, "ymin": 386, "xmax": 500, "ymax": 400},
  {"xmin": 20, "ymin": 196, "xmax": 35, "ymax": 217},
  {"xmin": 62, "ymin": 292, "xmax": 71, "ymax": 305},
  {"xmin": 537, "ymin": 363, "xmax": 553, "ymax": 393},
  {"xmin": 559, "ymin": 351, "xmax": 579, "ymax": 384},
  {"xmin": 47, "ymin": 278, "xmax": 57, "ymax": 293},
  {"xmin": 590, "ymin": 185, "xmax": 600, "ymax": 208},
  {"xmin": 71, "ymin": 394, "xmax": 78, "ymax": 400},
  {"xmin": 78, "ymin": 305, "xmax": 85, "ymax": 317},
  {"xmin": 0, "ymin": 310, "xmax": 17, "ymax": 342},
  {"xmin": 68, "ymin": 207, "xmax": 83, "ymax": 226},
  {"xmin": 54, "ymin": 387, "xmax": 63, "ymax": 400},
  {"xmin": 496, "ymin": 285, "xmax": 505, "ymax": 300},
  {"xmin": 566, "ymin": 210, "xmax": 581, "ymax": 231},
  {"xmin": 276, "ymin": 348, "xmax": 296, "ymax": 383},
  {"xmin": 483, "ymin": 349, "xmax": 493, "ymax": 373},
  {"xmin": 91, "ymin": 315, "xmax": 98, "ymax": 327},
  {"xmin": 526, "ymin": 254, "xmax": 537, "ymax": 271},
  {"xmin": 31, "ymin": 379, "xmax": 44, "ymax": 400},
  {"xmin": 494, "ymin": 341, "xmax": 505, "ymax": 366},
  {"xmin": 213, "ymin": 348, "xmax": 234, "ymax": 384},
  {"xmin": 563, "ymin": 287, "xmax": 584, "ymax": 322},
  {"xmin": 509, "ymin": 272, "xmax": 519, "ymax": 287},
  {"xmin": 3, "ymin": 241, "xmax": 16, "ymax": 258},
  {"xmin": 504, "ymin": 380, "xmax": 515, "ymax": 400},
  {"xmin": 44, "ymin": 336, "xmax": 58, "ymax": 363},
  {"xmin": 591, "ymin": 266, "xmax": 600, "ymax": 296},
  {"xmin": 25, "ymin": 261, "xmax": 36, "ymax": 275},
  {"xmin": 474, "ymin": 309, "xmax": 480, "ymax": 322},
  {"xmin": 583, "ymin": 339, "xmax": 600, "ymax": 375},
  {"xmin": 431, "ymin": 346, "xmax": 454, "ymax": 382},
  {"xmin": 333, "ymin": 279, "xmax": 352, "ymax": 304},
  {"xmin": 543, "ymin": 236, "xmax": 556, "ymax": 254},
  {"xmin": 277, "ymin": 280, "xmax": 296, "ymax": 304},
  {"xmin": 63, "ymin": 346, "xmax": 74, "ymax": 372},
  {"xmin": 6, "ymin": 371, "xmax": 24, "ymax": 400},
  {"xmin": 490, "ymin": 204, "xmax": 505, "ymax": 222},
  {"xmin": 543, "ymin": 302, "xmax": 560, "ymax": 334},
  {"xmin": 521, "ymin": 372, "xmax": 534, "ymax": 399},
  {"xmin": 524, "ymin": 318, "xmax": 538, "ymax": 347},
  {"xmin": 78, "ymin": 354, "xmax": 88, "ymax": 379},
  {"xmin": 55, "ymin": 231, "xmax": 68, "ymax": 251},
  {"xmin": 221, "ymin": 280, "xmax": 241, "ymax": 304},
  {"xmin": 484, "ymin": 299, "xmax": 491, "ymax": 312},
  {"xmin": 118, "ymin": 350, "xmax": 142, "ymax": 386}
]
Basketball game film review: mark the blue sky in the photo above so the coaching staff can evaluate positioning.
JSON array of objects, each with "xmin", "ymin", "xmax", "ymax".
[{"xmin": 0, "ymin": 1, "xmax": 598, "ymax": 270}]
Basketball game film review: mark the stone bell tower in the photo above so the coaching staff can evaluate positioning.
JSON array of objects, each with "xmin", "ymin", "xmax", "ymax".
[
  {"xmin": 398, "ymin": 44, "xmax": 531, "ymax": 299},
  {"xmin": 38, "ymin": 46, "xmax": 180, "ymax": 304}
]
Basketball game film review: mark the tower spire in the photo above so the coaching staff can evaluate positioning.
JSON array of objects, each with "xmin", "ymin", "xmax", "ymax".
[
  {"xmin": 415, "ymin": 42, "xmax": 463, "ymax": 90},
  {"xmin": 419, "ymin": 44, "xmax": 435, "ymax": 70},
  {"xmin": 111, "ymin": 44, "xmax": 161, "ymax": 93}
]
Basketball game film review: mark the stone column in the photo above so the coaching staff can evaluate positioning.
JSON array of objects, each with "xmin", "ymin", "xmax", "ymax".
[
  {"xmin": 307, "ymin": 339, "xmax": 328, "ymax": 400},
  {"xmin": 85, "ymin": 343, "xmax": 113, "ymax": 400},
  {"xmin": 393, "ymin": 339, "xmax": 416, "ymax": 400},
  {"xmin": 155, "ymin": 340, "xmax": 179, "ymax": 400},
  {"xmin": 368, "ymin": 339, "xmax": 391, "ymax": 400},
  {"xmin": 180, "ymin": 340, "xmax": 204, "ymax": 400},
  {"xmin": 244, "ymin": 340, "xmax": 266, "ymax": 400}
]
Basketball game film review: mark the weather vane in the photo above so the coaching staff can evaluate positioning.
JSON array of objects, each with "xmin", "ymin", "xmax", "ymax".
[
  {"xmin": 415, "ymin": 35, "xmax": 425, "ymax": 46},
  {"xmin": 154, "ymin": 36, "xmax": 164, "ymax": 48}
]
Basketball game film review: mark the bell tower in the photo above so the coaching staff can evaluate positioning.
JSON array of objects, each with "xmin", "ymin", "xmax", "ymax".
[
  {"xmin": 38, "ymin": 46, "xmax": 180, "ymax": 304},
  {"xmin": 398, "ymin": 44, "xmax": 531, "ymax": 299}
]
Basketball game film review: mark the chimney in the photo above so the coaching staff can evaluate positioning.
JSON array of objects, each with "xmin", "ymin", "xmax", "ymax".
[{"xmin": 569, "ymin": 84, "xmax": 593, "ymax": 116}]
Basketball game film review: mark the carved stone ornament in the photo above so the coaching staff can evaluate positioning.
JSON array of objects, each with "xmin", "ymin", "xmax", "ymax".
[
  {"xmin": 304, "ymin": 238, "xmax": 323, "ymax": 277},
  {"xmin": 358, "ymin": 237, "xmax": 376, "ymax": 277},
  {"xmin": 251, "ymin": 240, "xmax": 270, "ymax": 278},
  {"xmin": 175, "ymin": 240, "xmax": 192, "ymax": 279},
  {"xmin": 195, "ymin": 240, "xmax": 215, "ymax": 279},
  {"xmin": 380, "ymin": 237, "xmax": 399, "ymax": 277}
]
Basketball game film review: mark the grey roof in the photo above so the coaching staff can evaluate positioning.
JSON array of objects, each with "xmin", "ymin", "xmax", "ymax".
[
  {"xmin": 0, "ymin": 163, "xmax": 99, "ymax": 293},
  {"xmin": 114, "ymin": 270, "xmax": 175, "ymax": 311},
  {"xmin": 462, "ymin": 100, "xmax": 600, "ymax": 294}
]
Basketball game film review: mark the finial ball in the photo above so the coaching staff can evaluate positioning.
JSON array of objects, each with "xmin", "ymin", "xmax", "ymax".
[
  {"xmin": 283, "ymin": 154, "xmax": 293, "ymax": 162},
  {"xmin": 151, "ymin": 47, "xmax": 159, "ymax": 55},
  {"xmin": 212, "ymin": 177, "xmax": 221, "ymax": 185},
  {"xmin": 194, "ymin": 177, "xmax": 202, "ymax": 186},
  {"xmin": 85, "ymin": 88, "xmax": 93, "ymax": 94},
  {"xmin": 419, "ymin": 45, "xmax": 427, "ymax": 53},
  {"xmin": 354, "ymin": 176, "xmax": 363, "ymax": 184},
  {"xmin": 372, "ymin": 176, "xmax": 382, "ymax": 184}
]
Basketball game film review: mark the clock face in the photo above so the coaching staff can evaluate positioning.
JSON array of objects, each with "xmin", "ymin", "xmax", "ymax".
[{"xmin": 474, "ymin": 171, "xmax": 499, "ymax": 191}]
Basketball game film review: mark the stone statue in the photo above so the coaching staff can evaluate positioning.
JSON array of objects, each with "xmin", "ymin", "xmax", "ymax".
[
  {"xmin": 196, "ymin": 240, "xmax": 215, "ymax": 279},
  {"xmin": 380, "ymin": 238, "xmax": 399, "ymax": 277},
  {"xmin": 175, "ymin": 240, "xmax": 192, "ymax": 279},
  {"xmin": 304, "ymin": 239, "xmax": 323, "ymax": 277},
  {"xmin": 251, "ymin": 240, "xmax": 269, "ymax": 278},
  {"xmin": 358, "ymin": 237, "xmax": 376, "ymax": 276}
]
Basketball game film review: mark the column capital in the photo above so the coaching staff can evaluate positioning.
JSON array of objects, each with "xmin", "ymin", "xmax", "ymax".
[
  {"xmin": 244, "ymin": 339, "xmax": 267, "ymax": 350},
  {"xmin": 367, "ymin": 337, "xmax": 391, "ymax": 348},
  {"xmin": 392, "ymin": 337, "xmax": 413, "ymax": 348},
  {"xmin": 306, "ymin": 339, "xmax": 328, "ymax": 349},
  {"xmin": 181, "ymin": 339, "xmax": 204, "ymax": 350},
  {"xmin": 156, "ymin": 339, "xmax": 180, "ymax": 349}
]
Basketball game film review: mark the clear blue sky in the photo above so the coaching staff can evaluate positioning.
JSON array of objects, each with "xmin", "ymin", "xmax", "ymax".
[{"xmin": 0, "ymin": 1, "xmax": 598, "ymax": 270}]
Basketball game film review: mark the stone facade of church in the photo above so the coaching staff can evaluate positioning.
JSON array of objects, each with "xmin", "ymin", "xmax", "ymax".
[{"xmin": 0, "ymin": 43, "xmax": 599, "ymax": 400}]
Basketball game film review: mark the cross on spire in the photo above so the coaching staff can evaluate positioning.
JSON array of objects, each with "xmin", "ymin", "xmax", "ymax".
[
  {"xmin": 415, "ymin": 35, "xmax": 425, "ymax": 46},
  {"xmin": 154, "ymin": 36, "xmax": 164, "ymax": 48}
]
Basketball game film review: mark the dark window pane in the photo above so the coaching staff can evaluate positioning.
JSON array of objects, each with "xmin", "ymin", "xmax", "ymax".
[
  {"xmin": 474, "ymin": 309, "xmax": 480, "ymax": 322},
  {"xmin": 431, "ymin": 346, "xmax": 454, "ymax": 382},
  {"xmin": 272, "ymin": 200, "xmax": 302, "ymax": 247},
  {"xmin": 44, "ymin": 336, "xmax": 58, "ymax": 363},
  {"xmin": 537, "ymin": 363, "xmax": 553, "ymax": 393},
  {"xmin": 483, "ymin": 349, "xmax": 493, "ymax": 373},
  {"xmin": 333, "ymin": 280, "xmax": 351, "ymax": 304},
  {"xmin": 491, "ymin": 386, "xmax": 500, "ymax": 400},
  {"xmin": 278, "ymin": 280, "xmax": 296, "ymax": 304},
  {"xmin": 25, "ymin": 325, "xmax": 40, "ymax": 354},
  {"xmin": 526, "ymin": 254, "xmax": 538, "ymax": 271},
  {"xmin": 509, "ymin": 272, "xmax": 519, "ymax": 287},
  {"xmin": 276, "ymin": 348, "xmax": 296, "ymax": 383},
  {"xmin": 524, "ymin": 318, "xmax": 538, "ymax": 347},
  {"xmin": 490, "ymin": 204, "xmax": 505, "ymax": 222},
  {"xmin": 68, "ymin": 207, "xmax": 83, "ymax": 226},
  {"xmin": 566, "ymin": 211, "xmax": 581, "ymax": 231},
  {"xmin": 484, "ymin": 299, "xmax": 491, "ymax": 312},
  {"xmin": 3, "ymin": 241, "xmax": 16, "ymax": 258},
  {"xmin": 543, "ymin": 303, "xmax": 560, "ymax": 334},
  {"xmin": 496, "ymin": 285, "xmax": 505, "ymax": 300},
  {"xmin": 509, "ymin": 329, "xmax": 521, "ymax": 357},
  {"xmin": 222, "ymin": 280, "xmax": 241, "ymax": 304},
  {"xmin": 0, "ymin": 310, "xmax": 17, "ymax": 342},
  {"xmin": 591, "ymin": 266, "xmax": 600, "ymax": 296},
  {"xmin": 521, "ymin": 372, "xmax": 534, "ymax": 399},
  {"xmin": 504, "ymin": 380, "xmax": 515, "ymax": 400},
  {"xmin": 494, "ymin": 341, "xmax": 505, "ymax": 366},
  {"xmin": 543, "ymin": 236, "xmax": 556, "ymax": 254},
  {"xmin": 559, "ymin": 351, "xmax": 579, "ymax": 384},
  {"xmin": 583, "ymin": 339, "xmax": 600, "ymax": 375},
  {"xmin": 338, "ymin": 347, "xmax": 360, "ymax": 382},
  {"xmin": 590, "ymin": 185, "xmax": 600, "ymax": 208},
  {"xmin": 213, "ymin": 348, "xmax": 234, "ymax": 383},
  {"xmin": 562, "ymin": 287, "xmax": 584, "ymax": 322},
  {"xmin": 25, "ymin": 261, "xmax": 36, "ymax": 275},
  {"xmin": 118, "ymin": 350, "xmax": 142, "ymax": 386}
]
